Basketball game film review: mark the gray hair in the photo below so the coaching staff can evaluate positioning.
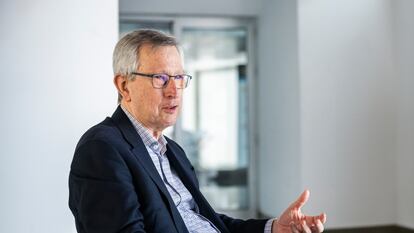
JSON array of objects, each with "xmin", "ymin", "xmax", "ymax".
[{"xmin": 112, "ymin": 29, "xmax": 180, "ymax": 103}]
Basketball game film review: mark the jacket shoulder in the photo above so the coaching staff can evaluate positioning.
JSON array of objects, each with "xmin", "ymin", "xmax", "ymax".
[{"xmin": 75, "ymin": 117, "xmax": 126, "ymax": 150}]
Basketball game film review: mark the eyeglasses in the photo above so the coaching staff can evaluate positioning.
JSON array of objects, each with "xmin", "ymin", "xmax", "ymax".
[{"xmin": 130, "ymin": 72, "xmax": 192, "ymax": 89}]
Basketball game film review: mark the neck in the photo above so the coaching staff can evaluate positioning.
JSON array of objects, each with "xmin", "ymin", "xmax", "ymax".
[
  {"xmin": 151, "ymin": 131, "xmax": 162, "ymax": 140},
  {"xmin": 121, "ymin": 102, "xmax": 163, "ymax": 140}
]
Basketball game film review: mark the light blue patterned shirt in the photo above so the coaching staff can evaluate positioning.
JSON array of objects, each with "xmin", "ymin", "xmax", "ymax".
[{"xmin": 121, "ymin": 105, "xmax": 274, "ymax": 233}]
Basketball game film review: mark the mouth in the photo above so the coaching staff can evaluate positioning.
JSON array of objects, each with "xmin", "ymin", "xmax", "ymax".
[{"xmin": 162, "ymin": 104, "xmax": 179, "ymax": 114}]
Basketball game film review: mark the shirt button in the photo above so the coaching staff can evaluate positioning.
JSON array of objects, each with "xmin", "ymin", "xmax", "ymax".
[{"xmin": 151, "ymin": 143, "xmax": 158, "ymax": 149}]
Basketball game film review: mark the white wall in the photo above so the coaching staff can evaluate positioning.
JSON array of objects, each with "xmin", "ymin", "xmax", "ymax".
[
  {"xmin": 298, "ymin": 0, "xmax": 397, "ymax": 228},
  {"xmin": 0, "ymin": 1, "xmax": 118, "ymax": 232},
  {"xmin": 257, "ymin": 0, "xmax": 302, "ymax": 217},
  {"xmin": 258, "ymin": 0, "xmax": 414, "ymax": 229},
  {"xmin": 120, "ymin": 0, "xmax": 262, "ymax": 17},
  {"xmin": 395, "ymin": 0, "xmax": 414, "ymax": 229}
]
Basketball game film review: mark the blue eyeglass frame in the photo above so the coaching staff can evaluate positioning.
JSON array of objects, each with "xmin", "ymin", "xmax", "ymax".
[{"xmin": 130, "ymin": 72, "xmax": 192, "ymax": 89}]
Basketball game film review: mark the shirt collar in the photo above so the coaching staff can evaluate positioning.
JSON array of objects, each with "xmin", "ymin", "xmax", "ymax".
[{"xmin": 120, "ymin": 104, "xmax": 167, "ymax": 155}]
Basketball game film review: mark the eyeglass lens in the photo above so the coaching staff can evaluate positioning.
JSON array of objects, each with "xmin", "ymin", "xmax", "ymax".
[{"xmin": 153, "ymin": 74, "xmax": 188, "ymax": 88}]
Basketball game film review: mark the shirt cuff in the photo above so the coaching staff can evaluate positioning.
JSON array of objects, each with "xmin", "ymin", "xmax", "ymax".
[{"xmin": 264, "ymin": 218, "xmax": 277, "ymax": 233}]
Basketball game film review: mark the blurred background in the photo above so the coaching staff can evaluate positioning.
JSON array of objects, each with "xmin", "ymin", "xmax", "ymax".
[{"xmin": 0, "ymin": 0, "xmax": 413, "ymax": 232}]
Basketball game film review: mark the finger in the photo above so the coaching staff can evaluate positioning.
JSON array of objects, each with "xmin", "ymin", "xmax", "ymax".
[
  {"xmin": 295, "ymin": 221, "xmax": 303, "ymax": 232},
  {"xmin": 290, "ymin": 222, "xmax": 301, "ymax": 233},
  {"xmin": 294, "ymin": 209, "xmax": 300, "ymax": 221},
  {"xmin": 290, "ymin": 222, "xmax": 300, "ymax": 233},
  {"xmin": 290, "ymin": 208, "xmax": 301, "ymax": 223},
  {"xmin": 290, "ymin": 189, "xmax": 310, "ymax": 209},
  {"xmin": 315, "ymin": 219, "xmax": 324, "ymax": 232},
  {"xmin": 305, "ymin": 213, "xmax": 326, "ymax": 225},
  {"xmin": 309, "ymin": 217, "xmax": 316, "ymax": 231},
  {"xmin": 320, "ymin": 213, "xmax": 327, "ymax": 224},
  {"xmin": 301, "ymin": 220, "xmax": 312, "ymax": 233}
]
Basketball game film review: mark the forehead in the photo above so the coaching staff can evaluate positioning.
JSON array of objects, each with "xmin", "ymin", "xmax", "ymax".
[{"xmin": 138, "ymin": 44, "xmax": 183, "ymax": 73}]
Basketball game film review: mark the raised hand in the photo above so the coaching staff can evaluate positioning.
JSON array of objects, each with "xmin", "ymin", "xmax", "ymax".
[{"xmin": 272, "ymin": 190, "xmax": 326, "ymax": 233}]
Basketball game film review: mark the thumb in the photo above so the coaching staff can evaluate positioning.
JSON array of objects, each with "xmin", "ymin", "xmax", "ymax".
[{"xmin": 291, "ymin": 189, "xmax": 310, "ymax": 209}]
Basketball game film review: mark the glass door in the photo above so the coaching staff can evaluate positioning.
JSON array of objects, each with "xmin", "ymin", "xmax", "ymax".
[{"xmin": 119, "ymin": 16, "xmax": 257, "ymax": 218}]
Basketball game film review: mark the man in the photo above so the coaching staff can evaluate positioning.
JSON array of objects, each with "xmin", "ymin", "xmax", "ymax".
[{"xmin": 69, "ymin": 29, "xmax": 326, "ymax": 233}]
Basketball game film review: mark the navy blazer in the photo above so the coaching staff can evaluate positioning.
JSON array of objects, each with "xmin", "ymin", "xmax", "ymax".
[{"xmin": 69, "ymin": 106, "xmax": 268, "ymax": 233}]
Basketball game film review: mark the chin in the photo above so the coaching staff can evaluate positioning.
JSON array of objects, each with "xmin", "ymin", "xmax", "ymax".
[
  {"xmin": 162, "ymin": 119, "xmax": 177, "ymax": 128},
  {"xmin": 165, "ymin": 121, "xmax": 177, "ymax": 127}
]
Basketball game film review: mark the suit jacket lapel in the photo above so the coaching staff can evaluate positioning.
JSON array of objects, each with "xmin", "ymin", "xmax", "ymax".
[
  {"xmin": 130, "ymin": 146, "xmax": 189, "ymax": 233},
  {"xmin": 110, "ymin": 106, "xmax": 188, "ymax": 233},
  {"xmin": 166, "ymin": 141, "xmax": 230, "ymax": 233}
]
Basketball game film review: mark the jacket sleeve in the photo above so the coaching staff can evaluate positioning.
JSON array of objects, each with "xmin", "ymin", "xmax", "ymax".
[
  {"xmin": 69, "ymin": 139, "xmax": 146, "ymax": 233},
  {"xmin": 217, "ymin": 213, "xmax": 269, "ymax": 233}
]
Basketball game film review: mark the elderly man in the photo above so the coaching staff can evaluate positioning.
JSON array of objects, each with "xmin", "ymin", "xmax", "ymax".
[{"xmin": 69, "ymin": 29, "xmax": 326, "ymax": 233}]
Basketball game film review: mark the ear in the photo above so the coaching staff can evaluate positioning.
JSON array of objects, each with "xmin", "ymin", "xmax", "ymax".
[{"xmin": 113, "ymin": 75, "xmax": 131, "ymax": 102}]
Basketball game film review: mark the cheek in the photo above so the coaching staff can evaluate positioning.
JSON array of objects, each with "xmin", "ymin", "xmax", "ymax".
[{"xmin": 140, "ymin": 90, "xmax": 162, "ymax": 112}]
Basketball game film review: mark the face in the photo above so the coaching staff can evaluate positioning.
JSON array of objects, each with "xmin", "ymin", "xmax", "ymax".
[{"xmin": 123, "ymin": 44, "xmax": 184, "ymax": 134}]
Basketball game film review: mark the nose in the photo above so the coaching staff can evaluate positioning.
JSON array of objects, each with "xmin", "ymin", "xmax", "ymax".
[{"xmin": 163, "ymin": 77, "xmax": 178, "ymax": 98}]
